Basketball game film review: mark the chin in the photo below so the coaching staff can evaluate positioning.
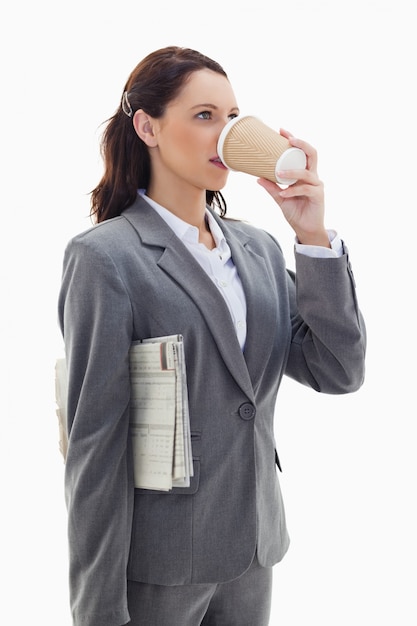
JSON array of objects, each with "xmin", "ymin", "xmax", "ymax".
[{"xmin": 211, "ymin": 171, "xmax": 229, "ymax": 190}]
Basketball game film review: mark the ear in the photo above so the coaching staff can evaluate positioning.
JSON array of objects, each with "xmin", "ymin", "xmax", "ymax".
[{"xmin": 133, "ymin": 109, "xmax": 158, "ymax": 147}]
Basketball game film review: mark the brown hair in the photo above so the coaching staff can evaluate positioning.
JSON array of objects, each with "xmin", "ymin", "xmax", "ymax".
[{"xmin": 90, "ymin": 46, "xmax": 229, "ymax": 223}]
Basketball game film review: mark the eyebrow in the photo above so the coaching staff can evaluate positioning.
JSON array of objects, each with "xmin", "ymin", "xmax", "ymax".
[{"xmin": 190, "ymin": 103, "xmax": 240, "ymax": 114}]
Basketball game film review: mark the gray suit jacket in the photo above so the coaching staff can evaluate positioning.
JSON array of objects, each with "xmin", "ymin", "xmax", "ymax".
[{"xmin": 58, "ymin": 195, "xmax": 366, "ymax": 626}]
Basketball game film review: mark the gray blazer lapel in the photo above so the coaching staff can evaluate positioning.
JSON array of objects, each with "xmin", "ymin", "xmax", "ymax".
[
  {"xmin": 122, "ymin": 198, "xmax": 255, "ymax": 401},
  {"xmin": 217, "ymin": 216, "xmax": 279, "ymax": 392}
]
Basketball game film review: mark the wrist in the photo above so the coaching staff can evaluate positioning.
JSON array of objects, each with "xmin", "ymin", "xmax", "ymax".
[{"xmin": 295, "ymin": 230, "xmax": 331, "ymax": 248}]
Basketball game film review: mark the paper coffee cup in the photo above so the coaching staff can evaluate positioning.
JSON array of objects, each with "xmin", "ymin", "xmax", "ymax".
[{"xmin": 217, "ymin": 115, "xmax": 306, "ymax": 185}]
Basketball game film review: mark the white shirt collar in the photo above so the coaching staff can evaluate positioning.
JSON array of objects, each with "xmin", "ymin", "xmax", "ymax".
[{"xmin": 138, "ymin": 189, "xmax": 230, "ymax": 258}]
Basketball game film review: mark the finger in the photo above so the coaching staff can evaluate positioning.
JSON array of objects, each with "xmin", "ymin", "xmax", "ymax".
[
  {"xmin": 276, "ymin": 168, "xmax": 319, "ymax": 186},
  {"xmin": 257, "ymin": 177, "xmax": 284, "ymax": 199},
  {"xmin": 257, "ymin": 178, "xmax": 294, "ymax": 206},
  {"xmin": 279, "ymin": 128, "xmax": 294, "ymax": 140},
  {"xmin": 288, "ymin": 136, "xmax": 318, "ymax": 170},
  {"xmin": 278, "ymin": 183, "xmax": 319, "ymax": 199}
]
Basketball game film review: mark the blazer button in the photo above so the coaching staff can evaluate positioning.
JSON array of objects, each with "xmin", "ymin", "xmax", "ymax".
[{"xmin": 238, "ymin": 403, "xmax": 256, "ymax": 420}]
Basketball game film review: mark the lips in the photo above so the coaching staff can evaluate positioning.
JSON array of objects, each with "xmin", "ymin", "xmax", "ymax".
[{"xmin": 210, "ymin": 156, "xmax": 227, "ymax": 169}]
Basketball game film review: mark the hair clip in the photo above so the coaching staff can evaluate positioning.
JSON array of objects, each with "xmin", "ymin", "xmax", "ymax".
[{"xmin": 122, "ymin": 91, "xmax": 133, "ymax": 118}]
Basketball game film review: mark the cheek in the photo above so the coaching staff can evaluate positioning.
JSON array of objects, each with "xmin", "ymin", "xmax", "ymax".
[
  {"xmin": 158, "ymin": 128, "xmax": 191, "ymax": 157},
  {"xmin": 173, "ymin": 129, "xmax": 199, "ymax": 154}
]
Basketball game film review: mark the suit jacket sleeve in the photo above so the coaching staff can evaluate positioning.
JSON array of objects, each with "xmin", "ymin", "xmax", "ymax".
[
  {"xmin": 285, "ymin": 243, "xmax": 366, "ymax": 392},
  {"xmin": 58, "ymin": 233, "xmax": 134, "ymax": 626}
]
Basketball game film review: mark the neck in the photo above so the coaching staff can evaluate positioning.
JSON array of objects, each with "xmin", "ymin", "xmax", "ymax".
[
  {"xmin": 198, "ymin": 214, "xmax": 216, "ymax": 250},
  {"xmin": 146, "ymin": 183, "xmax": 207, "ymax": 229},
  {"xmin": 146, "ymin": 187, "xmax": 215, "ymax": 250}
]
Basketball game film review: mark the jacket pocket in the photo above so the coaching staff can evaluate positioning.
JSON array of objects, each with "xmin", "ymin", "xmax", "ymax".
[{"xmin": 275, "ymin": 448, "xmax": 282, "ymax": 472}]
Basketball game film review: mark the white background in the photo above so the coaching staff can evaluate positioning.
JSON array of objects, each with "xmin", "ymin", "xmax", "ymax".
[{"xmin": 1, "ymin": 0, "xmax": 416, "ymax": 623}]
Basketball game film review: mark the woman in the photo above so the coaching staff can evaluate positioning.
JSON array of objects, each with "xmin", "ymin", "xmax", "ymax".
[{"xmin": 58, "ymin": 46, "xmax": 366, "ymax": 626}]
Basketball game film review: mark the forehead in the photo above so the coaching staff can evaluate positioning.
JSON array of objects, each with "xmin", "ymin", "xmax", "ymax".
[{"xmin": 170, "ymin": 69, "xmax": 238, "ymax": 110}]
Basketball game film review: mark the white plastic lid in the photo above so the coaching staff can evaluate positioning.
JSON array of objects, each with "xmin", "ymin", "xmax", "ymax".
[{"xmin": 275, "ymin": 148, "xmax": 307, "ymax": 185}]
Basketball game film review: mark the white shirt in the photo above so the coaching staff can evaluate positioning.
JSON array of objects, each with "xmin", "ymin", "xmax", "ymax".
[{"xmin": 138, "ymin": 190, "xmax": 343, "ymax": 350}]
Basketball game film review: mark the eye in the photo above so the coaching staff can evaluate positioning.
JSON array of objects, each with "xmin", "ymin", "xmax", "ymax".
[
  {"xmin": 197, "ymin": 110, "xmax": 212, "ymax": 120},
  {"xmin": 228, "ymin": 112, "xmax": 239, "ymax": 121}
]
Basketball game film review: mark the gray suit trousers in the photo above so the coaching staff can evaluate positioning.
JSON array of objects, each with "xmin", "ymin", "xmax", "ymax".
[{"xmin": 126, "ymin": 556, "xmax": 272, "ymax": 626}]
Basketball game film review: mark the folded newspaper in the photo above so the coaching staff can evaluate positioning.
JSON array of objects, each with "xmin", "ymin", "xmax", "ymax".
[{"xmin": 54, "ymin": 334, "xmax": 192, "ymax": 491}]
